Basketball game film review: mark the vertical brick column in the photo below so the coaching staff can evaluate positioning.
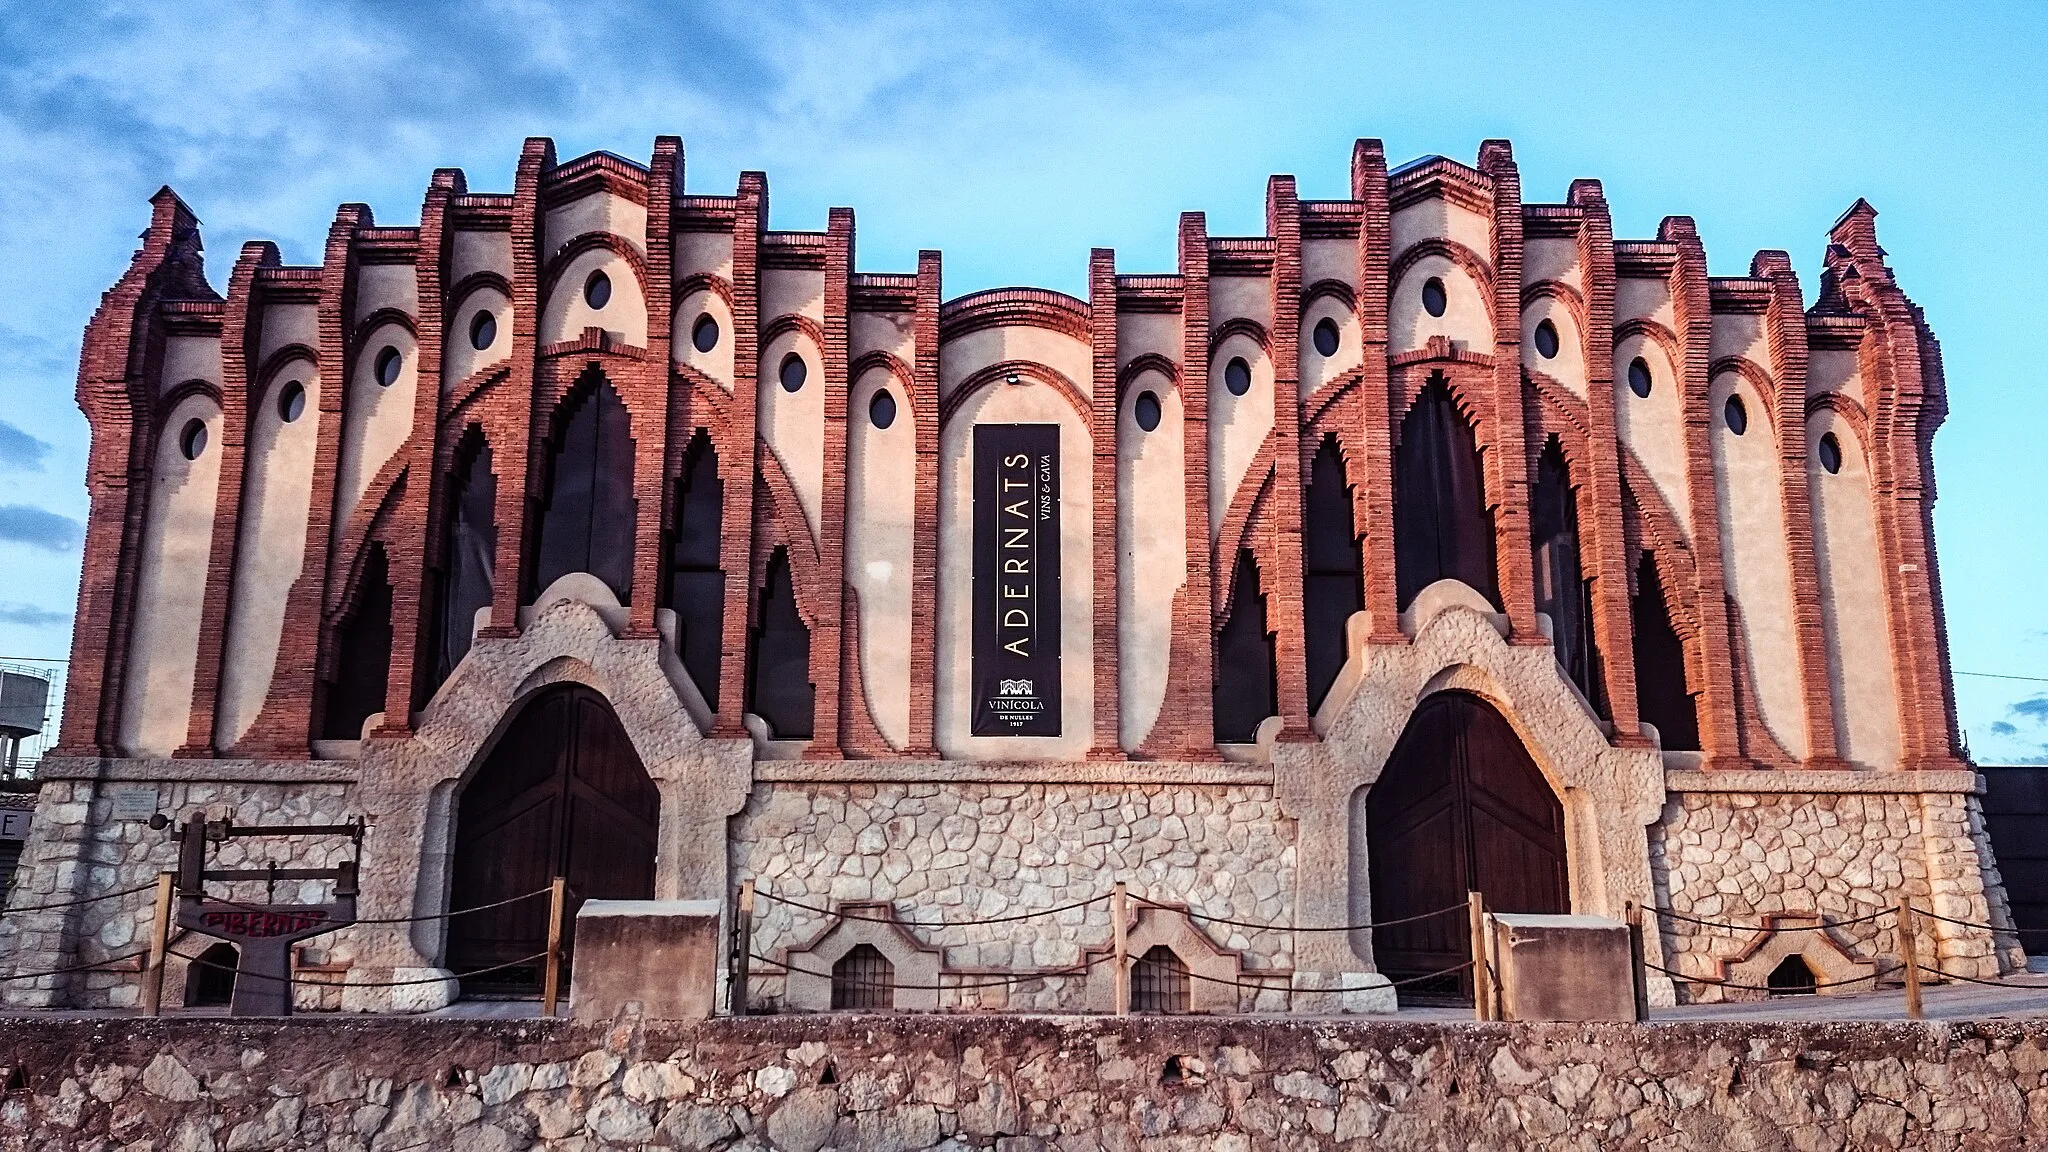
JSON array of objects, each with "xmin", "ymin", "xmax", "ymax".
[
  {"xmin": 1264, "ymin": 177, "xmax": 1312, "ymax": 740},
  {"xmin": 1756, "ymin": 252, "xmax": 1843, "ymax": 767},
  {"xmin": 710, "ymin": 173, "xmax": 766, "ymax": 737},
  {"xmin": 905, "ymin": 251, "xmax": 943, "ymax": 756},
  {"xmin": 241, "ymin": 203, "xmax": 368, "ymax": 757},
  {"xmin": 1087, "ymin": 249, "xmax": 1124, "ymax": 759},
  {"xmin": 1350, "ymin": 141, "xmax": 1403, "ymax": 643},
  {"xmin": 1568, "ymin": 181, "xmax": 1646, "ymax": 745},
  {"xmin": 1665, "ymin": 217, "xmax": 1744, "ymax": 768},
  {"xmin": 1477, "ymin": 142, "xmax": 1542, "ymax": 645},
  {"xmin": 627, "ymin": 138, "xmax": 683, "ymax": 642},
  {"xmin": 804, "ymin": 207, "xmax": 854, "ymax": 759},
  {"xmin": 1156, "ymin": 213, "xmax": 1217, "ymax": 758},
  {"xmin": 177, "ymin": 241, "xmax": 274, "ymax": 755}
]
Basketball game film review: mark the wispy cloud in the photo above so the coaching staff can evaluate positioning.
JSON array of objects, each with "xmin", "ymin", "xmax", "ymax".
[
  {"xmin": 0, "ymin": 602, "xmax": 67, "ymax": 627},
  {"xmin": 0, "ymin": 421, "xmax": 50, "ymax": 471},
  {"xmin": 0, "ymin": 505, "xmax": 82, "ymax": 552}
]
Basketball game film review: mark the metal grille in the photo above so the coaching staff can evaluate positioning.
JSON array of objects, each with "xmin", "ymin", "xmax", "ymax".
[
  {"xmin": 831, "ymin": 944, "xmax": 894, "ymax": 1011},
  {"xmin": 1131, "ymin": 945, "xmax": 1189, "ymax": 1014}
]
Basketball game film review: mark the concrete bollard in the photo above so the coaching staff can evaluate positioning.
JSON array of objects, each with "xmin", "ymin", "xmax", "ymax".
[
  {"xmin": 569, "ymin": 899, "xmax": 722, "ymax": 1021},
  {"xmin": 1488, "ymin": 914, "xmax": 1636, "ymax": 1022}
]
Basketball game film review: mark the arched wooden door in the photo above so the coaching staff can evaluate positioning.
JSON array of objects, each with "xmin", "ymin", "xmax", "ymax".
[
  {"xmin": 1366, "ymin": 691, "xmax": 1566, "ymax": 997},
  {"xmin": 448, "ymin": 684, "xmax": 659, "ymax": 994}
]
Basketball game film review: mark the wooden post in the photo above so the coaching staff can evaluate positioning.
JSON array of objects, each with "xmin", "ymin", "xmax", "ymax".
[
  {"xmin": 542, "ymin": 876, "xmax": 567, "ymax": 1018},
  {"xmin": 1898, "ymin": 896, "xmax": 1923, "ymax": 1021},
  {"xmin": 730, "ymin": 879, "xmax": 755, "ymax": 1017},
  {"xmin": 1625, "ymin": 900, "xmax": 1650, "ymax": 1023},
  {"xmin": 1112, "ymin": 881, "xmax": 1128, "ymax": 1017},
  {"xmin": 1468, "ymin": 891, "xmax": 1492, "ymax": 1021},
  {"xmin": 141, "ymin": 871, "xmax": 174, "ymax": 1017}
]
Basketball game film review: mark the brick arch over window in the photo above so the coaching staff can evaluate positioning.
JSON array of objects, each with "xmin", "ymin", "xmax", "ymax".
[
  {"xmin": 1530, "ymin": 436, "xmax": 1603, "ymax": 713},
  {"xmin": 748, "ymin": 543, "xmax": 815, "ymax": 740},
  {"xmin": 1394, "ymin": 375, "xmax": 1498, "ymax": 610},
  {"xmin": 664, "ymin": 428, "xmax": 726, "ymax": 707},
  {"xmin": 1631, "ymin": 547, "xmax": 1699, "ymax": 751},
  {"xmin": 1214, "ymin": 547, "xmax": 1277, "ymax": 744},
  {"xmin": 317, "ymin": 542, "xmax": 392, "ymax": 741},
  {"xmin": 528, "ymin": 368, "xmax": 636, "ymax": 603},
  {"xmin": 1303, "ymin": 433, "xmax": 1364, "ymax": 714},
  {"xmin": 422, "ymin": 426, "xmax": 497, "ymax": 707}
]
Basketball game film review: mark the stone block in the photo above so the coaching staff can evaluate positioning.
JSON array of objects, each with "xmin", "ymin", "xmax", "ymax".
[
  {"xmin": 1488, "ymin": 913, "xmax": 1635, "ymax": 1022},
  {"xmin": 569, "ymin": 899, "xmax": 721, "ymax": 1021}
]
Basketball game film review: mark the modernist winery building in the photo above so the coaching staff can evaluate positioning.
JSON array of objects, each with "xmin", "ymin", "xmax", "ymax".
[{"xmin": 0, "ymin": 136, "xmax": 2021, "ymax": 1012}]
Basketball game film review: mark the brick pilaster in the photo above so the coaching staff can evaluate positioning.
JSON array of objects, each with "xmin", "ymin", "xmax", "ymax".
[
  {"xmin": 905, "ymin": 251, "xmax": 942, "ymax": 756},
  {"xmin": 804, "ymin": 206, "xmax": 854, "ymax": 759},
  {"xmin": 1350, "ymin": 142, "xmax": 1403, "ymax": 643},
  {"xmin": 1154, "ymin": 213, "xmax": 1217, "ymax": 758},
  {"xmin": 1087, "ymin": 249, "xmax": 1124, "ymax": 758},
  {"xmin": 1265, "ymin": 177, "xmax": 1313, "ymax": 740},
  {"xmin": 1477, "ymin": 142, "xmax": 1543, "ymax": 645},
  {"xmin": 710, "ymin": 172, "xmax": 766, "ymax": 737}
]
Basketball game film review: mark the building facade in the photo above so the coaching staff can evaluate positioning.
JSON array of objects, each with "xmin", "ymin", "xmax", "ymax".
[{"xmin": 0, "ymin": 136, "xmax": 2021, "ymax": 1013}]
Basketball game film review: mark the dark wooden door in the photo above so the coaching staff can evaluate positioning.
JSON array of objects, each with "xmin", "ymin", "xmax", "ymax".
[
  {"xmin": 1367, "ymin": 691, "xmax": 1567, "ymax": 997},
  {"xmin": 448, "ymin": 684, "xmax": 659, "ymax": 993}
]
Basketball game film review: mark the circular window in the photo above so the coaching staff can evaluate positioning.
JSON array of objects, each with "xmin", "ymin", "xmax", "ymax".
[
  {"xmin": 1724, "ymin": 394, "xmax": 1749, "ymax": 436},
  {"xmin": 869, "ymin": 388, "xmax": 896, "ymax": 430},
  {"xmin": 779, "ymin": 353, "xmax": 807, "ymax": 393},
  {"xmin": 1818, "ymin": 432, "xmax": 1843, "ymax": 474},
  {"xmin": 178, "ymin": 418, "xmax": 208, "ymax": 461},
  {"xmin": 584, "ymin": 269, "xmax": 612, "ymax": 310},
  {"xmin": 1628, "ymin": 357, "xmax": 1653, "ymax": 398},
  {"xmin": 374, "ymin": 346, "xmax": 402, "ymax": 388},
  {"xmin": 691, "ymin": 313, "xmax": 719, "ymax": 354},
  {"xmin": 1311, "ymin": 317, "xmax": 1340, "ymax": 358},
  {"xmin": 1534, "ymin": 318, "xmax": 1560, "ymax": 359},
  {"xmin": 277, "ymin": 381, "xmax": 306, "ymax": 424},
  {"xmin": 1223, "ymin": 357, "xmax": 1252, "ymax": 397},
  {"xmin": 469, "ymin": 309, "xmax": 496, "ymax": 351},
  {"xmin": 1422, "ymin": 276, "xmax": 1448, "ymax": 318},
  {"xmin": 1134, "ymin": 390, "xmax": 1162, "ymax": 432}
]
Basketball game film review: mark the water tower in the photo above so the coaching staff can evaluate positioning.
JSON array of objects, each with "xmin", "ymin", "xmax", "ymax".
[{"xmin": 0, "ymin": 665, "xmax": 51, "ymax": 775}]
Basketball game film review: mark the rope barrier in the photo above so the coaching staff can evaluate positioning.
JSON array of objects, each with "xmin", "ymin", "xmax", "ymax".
[
  {"xmin": 1132, "ymin": 894, "xmax": 1469, "ymax": 934},
  {"xmin": 1655, "ymin": 906, "xmax": 1893, "ymax": 933},
  {"xmin": 0, "ymin": 949, "xmax": 150, "ymax": 983},
  {"xmin": 167, "ymin": 948, "xmax": 554, "ymax": 989},
  {"xmin": 180, "ymin": 884, "xmax": 555, "ymax": 925},
  {"xmin": 1644, "ymin": 961, "xmax": 1879, "ymax": 994},
  {"xmin": 749, "ymin": 950, "xmax": 1110, "ymax": 992},
  {"xmin": 1169, "ymin": 957, "xmax": 1478, "ymax": 995},
  {"xmin": 1, "ymin": 882, "xmax": 157, "ymax": 917},
  {"xmin": 755, "ymin": 888, "xmax": 1112, "ymax": 928},
  {"xmin": 1910, "ymin": 907, "xmax": 2032, "ymax": 936},
  {"xmin": 1915, "ymin": 964, "xmax": 2046, "ymax": 990}
]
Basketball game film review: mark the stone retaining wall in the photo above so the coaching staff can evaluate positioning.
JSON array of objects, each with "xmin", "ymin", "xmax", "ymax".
[{"xmin": 0, "ymin": 1015, "xmax": 2043, "ymax": 1151}]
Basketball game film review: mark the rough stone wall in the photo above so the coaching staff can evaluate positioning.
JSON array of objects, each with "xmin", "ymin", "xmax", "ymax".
[
  {"xmin": 1651, "ymin": 786, "xmax": 2011, "ymax": 1000},
  {"xmin": 731, "ymin": 782, "xmax": 1297, "ymax": 1012},
  {"xmin": 0, "ymin": 774, "xmax": 355, "ymax": 1010},
  {"xmin": 1, "ymin": 1016, "xmax": 2046, "ymax": 1151}
]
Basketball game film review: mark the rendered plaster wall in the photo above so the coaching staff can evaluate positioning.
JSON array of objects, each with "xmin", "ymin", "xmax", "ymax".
[
  {"xmin": 757, "ymin": 327, "xmax": 826, "ymax": 539},
  {"xmin": 539, "ymin": 247, "xmax": 647, "ymax": 347},
  {"xmin": 1116, "ymin": 368, "xmax": 1187, "ymax": 752},
  {"xmin": 730, "ymin": 780, "xmax": 1297, "ymax": 1013},
  {"xmin": 1710, "ymin": 367, "xmax": 1808, "ymax": 758},
  {"xmin": 450, "ymin": 227, "xmax": 513, "ymax": 287},
  {"xmin": 159, "ymin": 333, "xmax": 222, "ymax": 392},
  {"xmin": 1389, "ymin": 254, "xmax": 1491, "ymax": 354},
  {"xmin": 8, "ymin": 1016, "xmax": 2047, "ymax": 1152},
  {"xmin": 1649, "ymin": 780, "xmax": 2011, "ymax": 1003},
  {"xmin": 1207, "ymin": 331, "xmax": 1274, "ymax": 539},
  {"xmin": 0, "ymin": 772, "xmax": 355, "ymax": 1011},
  {"xmin": 1613, "ymin": 328, "xmax": 1691, "ymax": 539},
  {"xmin": 1522, "ymin": 295, "xmax": 1586, "ymax": 399},
  {"xmin": 331, "ymin": 324, "xmax": 417, "ymax": 552},
  {"xmin": 672, "ymin": 285, "xmax": 735, "ymax": 386},
  {"xmin": 1391, "ymin": 198, "xmax": 1492, "ymax": 261},
  {"xmin": 761, "ymin": 269, "xmax": 825, "ymax": 328},
  {"xmin": 1806, "ymin": 416, "xmax": 1903, "ymax": 770},
  {"xmin": 443, "ymin": 284, "xmax": 512, "ymax": 384},
  {"xmin": 671, "ymin": 229, "xmax": 733, "ymax": 288},
  {"xmin": 543, "ymin": 190, "xmax": 647, "ymax": 263},
  {"xmin": 255, "ymin": 302, "xmax": 318, "ymax": 363},
  {"xmin": 847, "ymin": 364, "xmax": 917, "ymax": 748},
  {"xmin": 1298, "ymin": 293, "xmax": 1361, "ymax": 394}
]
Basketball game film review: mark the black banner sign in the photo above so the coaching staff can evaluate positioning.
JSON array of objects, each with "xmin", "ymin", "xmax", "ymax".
[{"xmin": 972, "ymin": 424, "xmax": 1062, "ymax": 736}]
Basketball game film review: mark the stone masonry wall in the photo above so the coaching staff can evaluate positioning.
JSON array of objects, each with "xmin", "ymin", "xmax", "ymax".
[
  {"xmin": 1650, "ymin": 788, "xmax": 2010, "ymax": 1001},
  {"xmin": 0, "ymin": 1015, "xmax": 2046, "ymax": 1151},
  {"xmin": 0, "ymin": 774, "xmax": 356, "ymax": 1010},
  {"xmin": 730, "ymin": 782, "xmax": 1297, "ymax": 1012}
]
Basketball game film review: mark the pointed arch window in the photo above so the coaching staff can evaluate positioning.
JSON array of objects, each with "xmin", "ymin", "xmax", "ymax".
[
  {"xmin": 1531, "ymin": 439, "xmax": 1603, "ymax": 712},
  {"xmin": 1631, "ymin": 550, "xmax": 1700, "ymax": 751},
  {"xmin": 423, "ymin": 430, "xmax": 496, "ymax": 705},
  {"xmin": 747, "ymin": 546, "xmax": 814, "ymax": 739},
  {"xmin": 319, "ymin": 544, "xmax": 392, "ymax": 740},
  {"xmin": 530, "ymin": 371, "xmax": 636, "ymax": 602},
  {"xmin": 665, "ymin": 430, "xmax": 726, "ymax": 706},
  {"xmin": 1394, "ymin": 375, "xmax": 1497, "ymax": 610},
  {"xmin": 1214, "ymin": 549, "xmax": 1278, "ymax": 744},
  {"xmin": 1303, "ymin": 435, "xmax": 1363, "ymax": 714}
]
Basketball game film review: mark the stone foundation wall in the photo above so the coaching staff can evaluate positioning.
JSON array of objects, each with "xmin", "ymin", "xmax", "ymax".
[
  {"xmin": 730, "ymin": 782, "xmax": 1297, "ymax": 1012},
  {"xmin": 0, "ymin": 1015, "xmax": 2044, "ymax": 1151},
  {"xmin": 1651, "ymin": 780, "xmax": 2016, "ymax": 1001},
  {"xmin": 0, "ymin": 771, "xmax": 357, "ymax": 1011}
]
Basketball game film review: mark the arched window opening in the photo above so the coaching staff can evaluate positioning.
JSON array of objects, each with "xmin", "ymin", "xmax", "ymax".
[
  {"xmin": 422, "ymin": 431, "xmax": 497, "ymax": 707},
  {"xmin": 530, "ymin": 372, "xmax": 636, "ymax": 602},
  {"xmin": 830, "ymin": 944, "xmax": 894, "ymax": 1010},
  {"xmin": 1303, "ymin": 435, "xmax": 1363, "ymax": 714},
  {"xmin": 185, "ymin": 942, "xmax": 239, "ymax": 1008},
  {"xmin": 1214, "ymin": 549, "xmax": 1277, "ymax": 744},
  {"xmin": 318, "ymin": 545, "xmax": 392, "ymax": 741},
  {"xmin": 1531, "ymin": 440, "xmax": 1603, "ymax": 714},
  {"xmin": 665, "ymin": 431, "xmax": 725, "ymax": 706},
  {"xmin": 1131, "ymin": 945, "xmax": 1190, "ymax": 1014},
  {"xmin": 1631, "ymin": 550, "xmax": 1700, "ymax": 751},
  {"xmin": 1394, "ymin": 376, "xmax": 1497, "ymax": 610},
  {"xmin": 747, "ymin": 546, "xmax": 814, "ymax": 739},
  {"xmin": 1767, "ymin": 955, "xmax": 1817, "ymax": 996}
]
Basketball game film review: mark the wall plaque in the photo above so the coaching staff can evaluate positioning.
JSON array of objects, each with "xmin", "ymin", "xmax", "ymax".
[{"xmin": 972, "ymin": 424, "xmax": 1061, "ymax": 736}]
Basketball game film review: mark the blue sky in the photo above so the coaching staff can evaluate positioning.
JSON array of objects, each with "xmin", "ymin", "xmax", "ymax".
[{"xmin": 2, "ymin": 1, "xmax": 2044, "ymax": 759}]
